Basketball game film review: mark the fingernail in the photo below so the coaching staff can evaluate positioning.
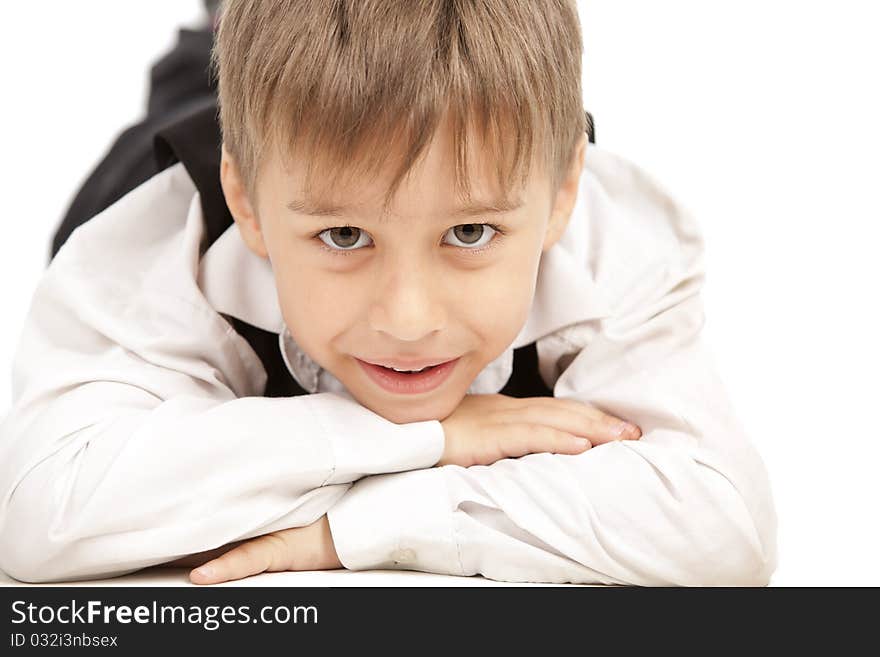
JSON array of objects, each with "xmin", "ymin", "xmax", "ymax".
[
  {"xmin": 613, "ymin": 422, "xmax": 639, "ymax": 439},
  {"xmin": 570, "ymin": 437, "xmax": 590, "ymax": 449},
  {"xmin": 193, "ymin": 565, "xmax": 215, "ymax": 579}
]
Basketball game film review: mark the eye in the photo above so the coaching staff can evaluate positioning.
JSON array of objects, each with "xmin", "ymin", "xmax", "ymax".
[
  {"xmin": 315, "ymin": 225, "xmax": 373, "ymax": 254},
  {"xmin": 442, "ymin": 223, "xmax": 502, "ymax": 251}
]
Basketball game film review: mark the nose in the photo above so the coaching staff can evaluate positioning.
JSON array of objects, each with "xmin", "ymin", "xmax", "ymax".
[{"xmin": 368, "ymin": 255, "xmax": 446, "ymax": 342}]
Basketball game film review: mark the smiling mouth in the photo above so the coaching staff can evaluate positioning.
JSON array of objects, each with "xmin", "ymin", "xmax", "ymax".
[
  {"xmin": 376, "ymin": 364, "xmax": 438, "ymax": 373},
  {"xmin": 355, "ymin": 357, "xmax": 460, "ymax": 394},
  {"xmin": 361, "ymin": 356, "xmax": 458, "ymax": 371}
]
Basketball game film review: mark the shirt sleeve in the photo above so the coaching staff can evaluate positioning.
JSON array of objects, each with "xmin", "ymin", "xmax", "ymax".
[
  {"xmin": 326, "ymin": 164, "xmax": 779, "ymax": 586},
  {"xmin": 0, "ymin": 172, "xmax": 444, "ymax": 583}
]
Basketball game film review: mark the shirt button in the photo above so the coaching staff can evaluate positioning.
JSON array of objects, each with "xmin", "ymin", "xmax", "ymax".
[{"xmin": 390, "ymin": 548, "xmax": 416, "ymax": 564}]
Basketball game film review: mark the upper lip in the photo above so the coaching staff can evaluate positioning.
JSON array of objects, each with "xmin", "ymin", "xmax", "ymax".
[{"xmin": 359, "ymin": 356, "xmax": 458, "ymax": 370}]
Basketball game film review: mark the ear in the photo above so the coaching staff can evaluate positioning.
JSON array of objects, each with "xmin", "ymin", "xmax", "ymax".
[
  {"xmin": 542, "ymin": 132, "xmax": 588, "ymax": 253},
  {"xmin": 220, "ymin": 144, "xmax": 269, "ymax": 259}
]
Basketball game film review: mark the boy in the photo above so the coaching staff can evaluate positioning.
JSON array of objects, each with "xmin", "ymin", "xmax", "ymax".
[{"xmin": 0, "ymin": 0, "xmax": 777, "ymax": 586}]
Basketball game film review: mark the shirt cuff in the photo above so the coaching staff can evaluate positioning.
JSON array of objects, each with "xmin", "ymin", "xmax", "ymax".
[
  {"xmin": 326, "ymin": 465, "xmax": 464, "ymax": 575},
  {"xmin": 302, "ymin": 393, "xmax": 446, "ymax": 485}
]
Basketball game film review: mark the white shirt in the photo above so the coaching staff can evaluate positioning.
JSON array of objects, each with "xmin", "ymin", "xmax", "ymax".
[{"xmin": 0, "ymin": 144, "xmax": 778, "ymax": 585}]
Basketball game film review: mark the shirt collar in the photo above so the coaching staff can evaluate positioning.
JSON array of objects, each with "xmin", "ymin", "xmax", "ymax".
[{"xmin": 197, "ymin": 149, "xmax": 613, "ymax": 392}]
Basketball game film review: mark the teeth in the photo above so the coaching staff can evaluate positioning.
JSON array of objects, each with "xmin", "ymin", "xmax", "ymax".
[{"xmin": 390, "ymin": 366, "xmax": 428, "ymax": 373}]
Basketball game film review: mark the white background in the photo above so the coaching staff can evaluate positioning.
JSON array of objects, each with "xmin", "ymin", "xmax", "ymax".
[{"xmin": 0, "ymin": 1, "xmax": 877, "ymax": 586}]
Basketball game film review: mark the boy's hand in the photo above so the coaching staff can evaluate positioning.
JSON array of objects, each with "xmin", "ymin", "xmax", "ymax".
[
  {"xmin": 187, "ymin": 515, "xmax": 343, "ymax": 585},
  {"xmin": 438, "ymin": 393, "xmax": 642, "ymax": 467}
]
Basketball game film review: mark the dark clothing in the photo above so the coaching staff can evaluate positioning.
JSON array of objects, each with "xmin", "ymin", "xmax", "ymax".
[{"xmin": 50, "ymin": 28, "xmax": 216, "ymax": 262}]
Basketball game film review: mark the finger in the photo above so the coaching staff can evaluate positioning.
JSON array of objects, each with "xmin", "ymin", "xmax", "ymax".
[
  {"xmin": 497, "ymin": 424, "xmax": 591, "ymax": 461},
  {"xmin": 507, "ymin": 397, "xmax": 641, "ymax": 445},
  {"xmin": 584, "ymin": 416, "xmax": 642, "ymax": 445},
  {"xmin": 539, "ymin": 425, "xmax": 592, "ymax": 454},
  {"xmin": 553, "ymin": 431, "xmax": 593, "ymax": 454},
  {"xmin": 166, "ymin": 541, "xmax": 247, "ymax": 568},
  {"xmin": 566, "ymin": 401, "xmax": 643, "ymax": 440},
  {"xmin": 190, "ymin": 535, "xmax": 287, "ymax": 585},
  {"xmin": 529, "ymin": 398, "xmax": 642, "ymax": 445}
]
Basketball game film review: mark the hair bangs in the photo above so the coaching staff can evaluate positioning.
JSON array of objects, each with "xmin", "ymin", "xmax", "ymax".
[{"xmin": 213, "ymin": 0, "xmax": 585, "ymax": 213}]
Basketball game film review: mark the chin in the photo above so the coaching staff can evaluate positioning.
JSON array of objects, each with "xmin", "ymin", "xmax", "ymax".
[{"xmin": 360, "ymin": 393, "xmax": 460, "ymax": 425}]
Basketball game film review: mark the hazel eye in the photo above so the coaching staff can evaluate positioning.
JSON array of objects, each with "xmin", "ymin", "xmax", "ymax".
[
  {"xmin": 443, "ymin": 223, "xmax": 497, "ymax": 249},
  {"xmin": 317, "ymin": 226, "xmax": 373, "ymax": 251}
]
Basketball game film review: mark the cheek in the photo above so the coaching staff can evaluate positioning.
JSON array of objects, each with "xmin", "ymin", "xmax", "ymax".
[
  {"xmin": 271, "ymin": 262, "xmax": 353, "ymax": 344},
  {"xmin": 468, "ymin": 252, "xmax": 540, "ymax": 345}
]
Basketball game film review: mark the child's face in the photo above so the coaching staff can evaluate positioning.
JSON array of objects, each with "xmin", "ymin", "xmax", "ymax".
[{"xmin": 222, "ymin": 121, "xmax": 586, "ymax": 424}]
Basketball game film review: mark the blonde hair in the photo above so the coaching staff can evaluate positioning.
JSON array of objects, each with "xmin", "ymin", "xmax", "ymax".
[{"xmin": 210, "ymin": 0, "xmax": 586, "ymax": 213}]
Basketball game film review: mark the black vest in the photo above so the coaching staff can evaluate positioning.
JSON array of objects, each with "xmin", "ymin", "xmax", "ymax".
[{"xmin": 54, "ymin": 97, "xmax": 596, "ymax": 399}]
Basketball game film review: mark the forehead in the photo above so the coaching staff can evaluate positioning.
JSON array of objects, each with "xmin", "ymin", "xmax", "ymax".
[
  {"xmin": 270, "ymin": 130, "xmax": 542, "ymax": 221},
  {"xmin": 267, "ymin": 106, "xmax": 542, "ymax": 217}
]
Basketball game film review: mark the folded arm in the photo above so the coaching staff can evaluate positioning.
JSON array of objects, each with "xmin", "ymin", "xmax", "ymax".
[{"xmin": 0, "ymin": 259, "xmax": 442, "ymax": 583}]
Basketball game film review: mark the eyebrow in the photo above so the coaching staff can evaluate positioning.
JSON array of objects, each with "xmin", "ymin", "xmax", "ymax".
[{"xmin": 286, "ymin": 197, "xmax": 524, "ymax": 219}]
